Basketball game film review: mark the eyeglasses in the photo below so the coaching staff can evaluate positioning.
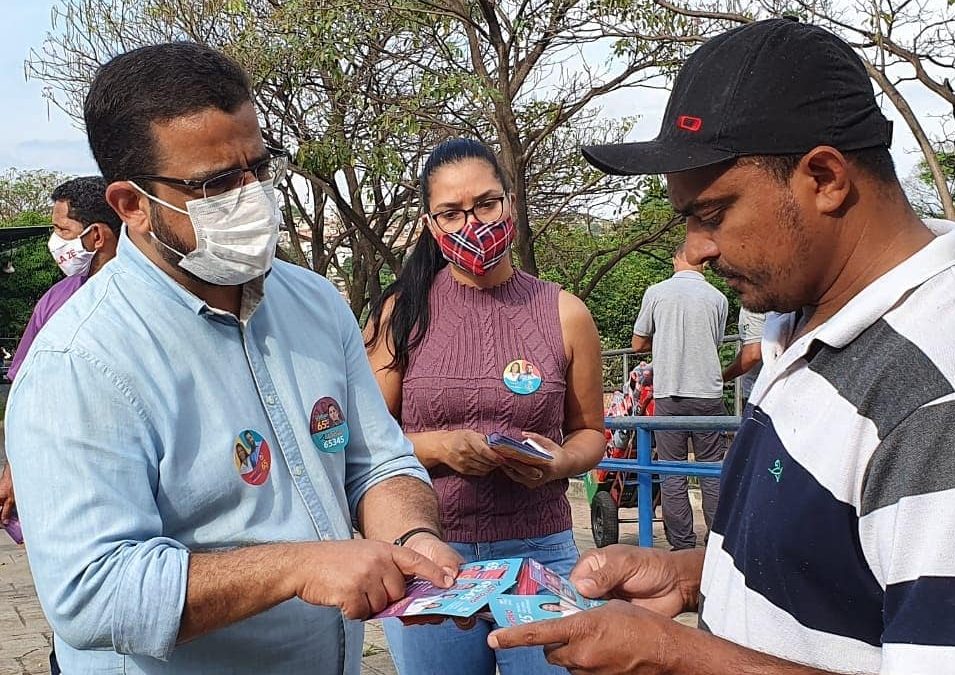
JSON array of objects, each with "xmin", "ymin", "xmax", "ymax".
[
  {"xmin": 429, "ymin": 195, "xmax": 507, "ymax": 233},
  {"xmin": 131, "ymin": 147, "xmax": 290, "ymax": 199}
]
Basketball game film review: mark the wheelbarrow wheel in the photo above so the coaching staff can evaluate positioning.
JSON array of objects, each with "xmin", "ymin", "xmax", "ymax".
[{"xmin": 591, "ymin": 491, "xmax": 619, "ymax": 548}]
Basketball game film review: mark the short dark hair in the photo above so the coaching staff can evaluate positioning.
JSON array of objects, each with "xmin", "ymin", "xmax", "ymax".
[
  {"xmin": 84, "ymin": 42, "xmax": 253, "ymax": 182},
  {"xmin": 50, "ymin": 176, "xmax": 122, "ymax": 234},
  {"xmin": 742, "ymin": 146, "xmax": 897, "ymax": 185}
]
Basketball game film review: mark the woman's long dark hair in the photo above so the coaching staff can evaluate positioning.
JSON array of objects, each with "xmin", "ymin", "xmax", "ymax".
[{"xmin": 366, "ymin": 138, "xmax": 510, "ymax": 372}]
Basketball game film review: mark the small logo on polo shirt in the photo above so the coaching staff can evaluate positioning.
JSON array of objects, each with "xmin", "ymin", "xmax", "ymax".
[{"xmin": 768, "ymin": 459, "xmax": 783, "ymax": 483}]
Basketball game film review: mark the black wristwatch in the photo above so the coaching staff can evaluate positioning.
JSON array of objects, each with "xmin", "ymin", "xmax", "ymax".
[{"xmin": 393, "ymin": 527, "xmax": 442, "ymax": 547}]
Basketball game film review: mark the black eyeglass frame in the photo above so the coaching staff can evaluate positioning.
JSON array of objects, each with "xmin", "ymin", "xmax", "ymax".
[
  {"xmin": 428, "ymin": 195, "xmax": 509, "ymax": 234},
  {"xmin": 130, "ymin": 147, "xmax": 290, "ymax": 197}
]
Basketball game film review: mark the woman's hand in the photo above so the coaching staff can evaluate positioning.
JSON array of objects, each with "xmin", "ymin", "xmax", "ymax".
[
  {"xmin": 437, "ymin": 430, "xmax": 505, "ymax": 476},
  {"xmin": 500, "ymin": 432, "xmax": 567, "ymax": 489}
]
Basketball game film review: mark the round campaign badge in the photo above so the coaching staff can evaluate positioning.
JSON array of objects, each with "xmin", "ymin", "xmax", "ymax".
[
  {"xmin": 233, "ymin": 429, "xmax": 271, "ymax": 486},
  {"xmin": 503, "ymin": 359, "xmax": 543, "ymax": 395},
  {"xmin": 310, "ymin": 396, "xmax": 350, "ymax": 453}
]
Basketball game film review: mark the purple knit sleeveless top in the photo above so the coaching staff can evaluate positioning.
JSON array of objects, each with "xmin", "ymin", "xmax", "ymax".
[{"xmin": 402, "ymin": 266, "xmax": 571, "ymax": 542}]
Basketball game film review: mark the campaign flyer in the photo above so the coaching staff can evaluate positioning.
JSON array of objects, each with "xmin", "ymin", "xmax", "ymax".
[
  {"xmin": 369, "ymin": 556, "xmax": 603, "ymax": 621},
  {"xmin": 373, "ymin": 578, "xmax": 506, "ymax": 619},
  {"xmin": 486, "ymin": 433, "xmax": 554, "ymax": 466},
  {"xmin": 489, "ymin": 594, "xmax": 582, "ymax": 626},
  {"xmin": 525, "ymin": 558, "xmax": 605, "ymax": 610},
  {"xmin": 456, "ymin": 557, "xmax": 523, "ymax": 586},
  {"xmin": 2, "ymin": 515, "xmax": 22, "ymax": 545}
]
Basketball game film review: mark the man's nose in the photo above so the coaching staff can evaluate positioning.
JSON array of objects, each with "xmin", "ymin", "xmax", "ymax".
[{"xmin": 685, "ymin": 226, "xmax": 720, "ymax": 265}]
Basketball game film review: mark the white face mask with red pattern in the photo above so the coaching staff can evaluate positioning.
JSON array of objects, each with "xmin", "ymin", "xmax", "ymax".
[{"xmin": 48, "ymin": 225, "xmax": 95, "ymax": 277}]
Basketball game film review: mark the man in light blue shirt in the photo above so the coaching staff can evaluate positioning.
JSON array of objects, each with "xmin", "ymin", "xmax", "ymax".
[{"xmin": 5, "ymin": 43, "xmax": 459, "ymax": 674}]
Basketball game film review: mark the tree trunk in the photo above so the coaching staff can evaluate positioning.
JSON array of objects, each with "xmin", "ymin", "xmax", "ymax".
[
  {"xmin": 865, "ymin": 63, "xmax": 955, "ymax": 220},
  {"xmin": 497, "ymin": 133, "xmax": 538, "ymax": 275}
]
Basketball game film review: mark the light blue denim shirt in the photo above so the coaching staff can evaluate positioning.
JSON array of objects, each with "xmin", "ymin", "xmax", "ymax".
[{"xmin": 5, "ymin": 232, "xmax": 429, "ymax": 674}]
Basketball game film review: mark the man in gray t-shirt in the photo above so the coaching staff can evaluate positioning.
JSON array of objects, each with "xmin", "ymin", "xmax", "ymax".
[{"xmin": 631, "ymin": 244, "xmax": 728, "ymax": 549}]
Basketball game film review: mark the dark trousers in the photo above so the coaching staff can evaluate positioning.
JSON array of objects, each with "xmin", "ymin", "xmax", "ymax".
[{"xmin": 654, "ymin": 396, "xmax": 728, "ymax": 550}]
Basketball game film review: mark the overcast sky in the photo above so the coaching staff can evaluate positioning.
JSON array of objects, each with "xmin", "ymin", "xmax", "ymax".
[{"xmin": 0, "ymin": 1, "xmax": 948, "ymax": 184}]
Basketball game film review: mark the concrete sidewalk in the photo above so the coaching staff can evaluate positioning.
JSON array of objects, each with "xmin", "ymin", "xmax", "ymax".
[{"xmin": 0, "ymin": 466, "xmax": 704, "ymax": 674}]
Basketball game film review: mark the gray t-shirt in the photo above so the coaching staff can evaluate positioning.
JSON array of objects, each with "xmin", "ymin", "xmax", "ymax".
[
  {"xmin": 634, "ymin": 270, "xmax": 728, "ymax": 399},
  {"xmin": 738, "ymin": 307, "xmax": 766, "ymax": 398}
]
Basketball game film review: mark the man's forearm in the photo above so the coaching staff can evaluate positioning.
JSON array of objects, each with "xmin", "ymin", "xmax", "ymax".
[
  {"xmin": 178, "ymin": 543, "xmax": 300, "ymax": 643},
  {"xmin": 357, "ymin": 475, "xmax": 442, "ymax": 543},
  {"xmin": 722, "ymin": 355, "xmax": 745, "ymax": 382},
  {"xmin": 670, "ymin": 624, "xmax": 835, "ymax": 675}
]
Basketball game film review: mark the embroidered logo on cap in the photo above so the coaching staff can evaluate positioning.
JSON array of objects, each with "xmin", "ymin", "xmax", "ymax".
[
  {"xmin": 676, "ymin": 115, "xmax": 703, "ymax": 132},
  {"xmin": 234, "ymin": 429, "xmax": 271, "ymax": 486},
  {"xmin": 310, "ymin": 396, "xmax": 350, "ymax": 453},
  {"xmin": 503, "ymin": 359, "xmax": 543, "ymax": 395}
]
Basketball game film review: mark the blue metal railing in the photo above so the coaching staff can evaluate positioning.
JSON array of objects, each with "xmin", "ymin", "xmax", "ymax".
[{"xmin": 599, "ymin": 415, "xmax": 741, "ymax": 547}]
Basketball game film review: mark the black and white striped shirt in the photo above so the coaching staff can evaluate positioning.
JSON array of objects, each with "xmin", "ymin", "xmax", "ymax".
[{"xmin": 700, "ymin": 219, "xmax": 955, "ymax": 674}]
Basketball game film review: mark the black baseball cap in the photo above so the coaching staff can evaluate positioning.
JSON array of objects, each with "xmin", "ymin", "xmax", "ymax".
[{"xmin": 582, "ymin": 18, "xmax": 893, "ymax": 175}]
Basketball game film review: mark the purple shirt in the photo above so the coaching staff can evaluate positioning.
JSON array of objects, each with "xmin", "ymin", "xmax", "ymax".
[
  {"xmin": 402, "ymin": 267, "xmax": 571, "ymax": 542},
  {"xmin": 8, "ymin": 274, "xmax": 87, "ymax": 382}
]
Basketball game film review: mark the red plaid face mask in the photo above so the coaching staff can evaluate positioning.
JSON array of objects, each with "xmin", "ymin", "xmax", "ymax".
[{"xmin": 437, "ymin": 216, "xmax": 515, "ymax": 276}]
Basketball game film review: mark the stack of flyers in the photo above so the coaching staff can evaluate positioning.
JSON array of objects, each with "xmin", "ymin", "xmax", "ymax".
[
  {"xmin": 370, "ymin": 556, "xmax": 604, "ymax": 623},
  {"xmin": 374, "ymin": 578, "xmax": 506, "ymax": 619},
  {"xmin": 489, "ymin": 595, "xmax": 581, "ymax": 626},
  {"xmin": 373, "ymin": 558, "xmax": 523, "ymax": 619},
  {"xmin": 486, "ymin": 433, "xmax": 554, "ymax": 467},
  {"xmin": 3, "ymin": 515, "xmax": 23, "ymax": 545},
  {"xmin": 519, "ymin": 558, "xmax": 606, "ymax": 610}
]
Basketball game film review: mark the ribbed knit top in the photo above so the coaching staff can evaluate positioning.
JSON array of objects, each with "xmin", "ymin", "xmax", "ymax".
[{"xmin": 402, "ymin": 266, "xmax": 571, "ymax": 542}]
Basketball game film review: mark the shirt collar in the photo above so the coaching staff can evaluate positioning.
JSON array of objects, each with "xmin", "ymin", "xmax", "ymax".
[
  {"xmin": 763, "ymin": 219, "xmax": 955, "ymax": 369},
  {"xmin": 813, "ymin": 219, "xmax": 955, "ymax": 349},
  {"xmin": 111, "ymin": 226, "xmax": 266, "ymax": 323},
  {"xmin": 673, "ymin": 270, "xmax": 705, "ymax": 280}
]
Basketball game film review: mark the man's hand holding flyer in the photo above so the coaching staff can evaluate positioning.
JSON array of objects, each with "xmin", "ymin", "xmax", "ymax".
[{"xmin": 371, "ymin": 557, "xmax": 605, "ymax": 627}]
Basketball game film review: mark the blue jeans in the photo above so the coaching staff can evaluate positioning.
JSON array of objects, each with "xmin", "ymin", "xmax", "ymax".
[{"xmin": 383, "ymin": 530, "xmax": 579, "ymax": 675}]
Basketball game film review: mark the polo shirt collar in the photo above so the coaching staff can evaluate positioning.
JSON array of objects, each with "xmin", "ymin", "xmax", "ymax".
[
  {"xmin": 814, "ymin": 218, "xmax": 955, "ymax": 349},
  {"xmin": 763, "ymin": 219, "xmax": 955, "ymax": 375}
]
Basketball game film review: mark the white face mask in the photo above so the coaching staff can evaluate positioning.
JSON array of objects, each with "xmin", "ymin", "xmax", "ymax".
[
  {"xmin": 48, "ymin": 225, "xmax": 95, "ymax": 277},
  {"xmin": 130, "ymin": 180, "xmax": 281, "ymax": 286}
]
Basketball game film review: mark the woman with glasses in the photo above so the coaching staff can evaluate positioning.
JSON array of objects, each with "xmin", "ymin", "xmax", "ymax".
[{"xmin": 365, "ymin": 138, "xmax": 605, "ymax": 674}]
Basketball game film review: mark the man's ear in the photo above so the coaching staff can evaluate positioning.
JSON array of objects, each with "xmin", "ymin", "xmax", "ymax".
[
  {"xmin": 795, "ymin": 146, "xmax": 852, "ymax": 216},
  {"xmin": 106, "ymin": 181, "xmax": 150, "ymax": 235},
  {"xmin": 89, "ymin": 223, "xmax": 120, "ymax": 253}
]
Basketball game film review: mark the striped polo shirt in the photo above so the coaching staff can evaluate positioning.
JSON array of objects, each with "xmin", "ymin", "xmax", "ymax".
[{"xmin": 700, "ymin": 219, "xmax": 955, "ymax": 674}]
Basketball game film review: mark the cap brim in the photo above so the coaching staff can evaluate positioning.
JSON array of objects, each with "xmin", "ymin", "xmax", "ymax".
[{"xmin": 582, "ymin": 140, "xmax": 738, "ymax": 175}]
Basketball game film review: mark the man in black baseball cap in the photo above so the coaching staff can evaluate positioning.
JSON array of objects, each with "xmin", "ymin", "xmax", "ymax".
[{"xmin": 490, "ymin": 18, "xmax": 955, "ymax": 674}]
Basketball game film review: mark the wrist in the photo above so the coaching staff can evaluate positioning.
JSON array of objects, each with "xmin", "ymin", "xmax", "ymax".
[
  {"xmin": 671, "ymin": 548, "xmax": 705, "ymax": 612},
  {"xmin": 394, "ymin": 527, "xmax": 443, "ymax": 547},
  {"xmin": 408, "ymin": 432, "xmax": 442, "ymax": 469},
  {"xmin": 278, "ymin": 542, "xmax": 315, "ymax": 600}
]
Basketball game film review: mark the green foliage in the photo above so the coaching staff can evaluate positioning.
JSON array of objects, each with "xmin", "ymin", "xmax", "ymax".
[
  {"xmin": 917, "ymin": 151, "xmax": 955, "ymax": 186},
  {"xmin": 536, "ymin": 220, "xmax": 674, "ymax": 349},
  {"xmin": 0, "ymin": 210, "xmax": 48, "ymax": 227},
  {"xmin": 0, "ymin": 169, "xmax": 67, "ymax": 339},
  {"xmin": 0, "ymin": 236, "xmax": 61, "ymax": 339},
  {"xmin": 0, "ymin": 168, "xmax": 66, "ymax": 223}
]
